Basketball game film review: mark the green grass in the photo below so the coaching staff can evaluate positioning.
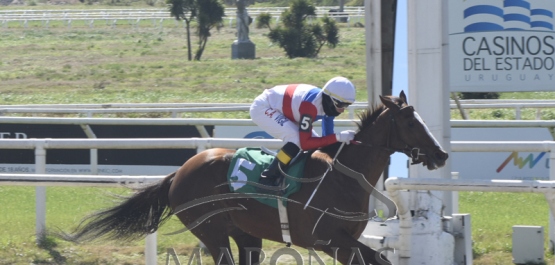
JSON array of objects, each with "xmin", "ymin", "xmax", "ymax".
[
  {"xmin": 2, "ymin": 187, "xmax": 554, "ymax": 264},
  {"xmin": 0, "ymin": 186, "xmax": 213, "ymax": 264},
  {"xmin": 1, "ymin": 5, "xmax": 555, "ymax": 264},
  {"xmin": 460, "ymin": 192, "xmax": 553, "ymax": 265},
  {"xmin": 0, "ymin": 26, "xmax": 368, "ymax": 108}
]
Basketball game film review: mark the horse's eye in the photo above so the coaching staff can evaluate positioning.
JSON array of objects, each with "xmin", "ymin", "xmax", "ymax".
[{"xmin": 408, "ymin": 120, "xmax": 415, "ymax": 127}]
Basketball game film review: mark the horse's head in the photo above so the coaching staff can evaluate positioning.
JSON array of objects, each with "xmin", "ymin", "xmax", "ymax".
[{"xmin": 378, "ymin": 91, "xmax": 448, "ymax": 170}]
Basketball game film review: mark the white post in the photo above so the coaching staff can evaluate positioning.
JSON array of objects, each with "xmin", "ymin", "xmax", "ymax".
[
  {"xmin": 80, "ymin": 125, "xmax": 98, "ymax": 174},
  {"xmin": 145, "ymin": 232, "xmax": 157, "ymax": 265},
  {"xmin": 549, "ymin": 144, "xmax": 555, "ymax": 252},
  {"xmin": 451, "ymin": 172, "xmax": 459, "ymax": 214},
  {"xmin": 35, "ymin": 141, "xmax": 46, "ymax": 242},
  {"xmin": 406, "ymin": 0, "xmax": 454, "ymax": 264},
  {"xmin": 364, "ymin": 0, "xmax": 386, "ymax": 218},
  {"xmin": 364, "ymin": 0, "xmax": 382, "ymax": 105}
]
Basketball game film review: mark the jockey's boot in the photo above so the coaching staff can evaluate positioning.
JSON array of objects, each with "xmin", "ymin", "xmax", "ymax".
[{"xmin": 259, "ymin": 142, "xmax": 300, "ymax": 187}]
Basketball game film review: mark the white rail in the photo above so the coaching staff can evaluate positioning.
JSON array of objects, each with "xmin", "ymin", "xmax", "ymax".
[
  {"xmin": 0, "ymin": 6, "xmax": 364, "ymax": 17},
  {"xmin": 0, "ymin": 103, "xmax": 367, "ymax": 119},
  {"xmin": 0, "ymin": 6, "xmax": 365, "ymax": 28},
  {"xmin": 1, "ymin": 100, "xmax": 554, "ymax": 120},
  {"xmin": 1, "ymin": 116, "xmax": 554, "ymax": 129},
  {"xmin": 0, "ymin": 116, "xmax": 359, "ymax": 126},
  {"xmin": 0, "ymin": 173, "xmax": 164, "ymax": 186},
  {"xmin": 0, "ymin": 137, "xmax": 284, "ymax": 149},
  {"xmin": 2, "ymin": 99, "xmax": 552, "ymax": 108},
  {"xmin": 451, "ymin": 120, "xmax": 555, "ymax": 128}
]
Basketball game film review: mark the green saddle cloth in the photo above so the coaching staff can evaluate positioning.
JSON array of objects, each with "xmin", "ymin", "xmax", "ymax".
[{"xmin": 227, "ymin": 147, "xmax": 307, "ymax": 208}]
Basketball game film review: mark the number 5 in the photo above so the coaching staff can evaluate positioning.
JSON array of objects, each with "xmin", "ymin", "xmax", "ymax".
[{"xmin": 299, "ymin": 115, "xmax": 312, "ymax": 132}]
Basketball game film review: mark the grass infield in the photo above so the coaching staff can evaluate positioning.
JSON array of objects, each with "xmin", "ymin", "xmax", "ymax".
[{"xmin": 1, "ymin": 6, "xmax": 555, "ymax": 264}]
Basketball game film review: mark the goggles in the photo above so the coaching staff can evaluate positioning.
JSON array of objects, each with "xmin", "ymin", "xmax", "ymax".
[{"xmin": 332, "ymin": 98, "xmax": 352, "ymax": 109}]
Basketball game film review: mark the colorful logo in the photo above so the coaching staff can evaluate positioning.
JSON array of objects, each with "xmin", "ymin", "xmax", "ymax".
[
  {"xmin": 464, "ymin": 0, "xmax": 553, "ymax": 32},
  {"xmin": 496, "ymin": 151, "xmax": 546, "ymax": 173}
]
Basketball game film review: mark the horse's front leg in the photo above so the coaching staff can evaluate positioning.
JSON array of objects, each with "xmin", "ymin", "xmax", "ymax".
[{"xmin": 319, "ymin": 232, "xmax": 391, "ymax": 265}]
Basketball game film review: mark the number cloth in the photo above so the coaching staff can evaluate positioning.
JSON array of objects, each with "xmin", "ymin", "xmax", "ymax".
[{"xmin": 227, "ymin": 147, "xmax": 308, "ymax": 208}]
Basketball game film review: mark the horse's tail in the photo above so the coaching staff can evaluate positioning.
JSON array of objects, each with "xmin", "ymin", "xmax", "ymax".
[{"xmin": 58, "ymin": 172, "xmax": 176, "ymax": 243}]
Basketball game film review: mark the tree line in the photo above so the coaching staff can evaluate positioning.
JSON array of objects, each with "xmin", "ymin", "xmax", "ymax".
[{"xmin": 168, "ymin": 0, "xmax": 341, "ymax": 60}]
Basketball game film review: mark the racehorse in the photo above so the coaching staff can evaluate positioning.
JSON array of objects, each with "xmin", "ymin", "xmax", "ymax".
[{"xmin": 58, "ymin": 91, "xmax": 448, "ymax": 265}]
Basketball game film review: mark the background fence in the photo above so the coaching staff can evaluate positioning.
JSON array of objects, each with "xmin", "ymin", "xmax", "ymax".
[
  {"xmin": 1, "ymin": 99, "xmax": 555, "ymax": 119},
  {"xmin": 0, "ymin": 6, "xmax": 365, "ymax": 28}
]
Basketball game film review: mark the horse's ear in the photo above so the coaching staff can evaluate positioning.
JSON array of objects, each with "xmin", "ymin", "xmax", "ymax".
[
  {"xmin": 399, "ymin": 90, "xmax": 408, "ymax": 104},
  {"xmin": 380, "ymin": 95, "xmax": 401, "ymax": 112}
]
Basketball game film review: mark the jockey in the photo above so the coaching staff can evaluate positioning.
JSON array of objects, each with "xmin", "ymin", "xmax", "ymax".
[{"xmin": 249, "ymin": 76, "xmax": 357, "ymax": 187}]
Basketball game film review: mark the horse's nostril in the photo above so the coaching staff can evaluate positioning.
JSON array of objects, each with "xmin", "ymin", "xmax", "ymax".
[{"xmin": 435, "ymin": 152, "xmax": 448, "ymax": 160}]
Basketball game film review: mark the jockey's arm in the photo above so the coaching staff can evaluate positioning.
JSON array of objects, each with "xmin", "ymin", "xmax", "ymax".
[
  {"xmin": 297, "ymin": 102, "xmax": 337, "ymax": 150},
  {"xmin": 321, "ymin": 116, "xmax": 335, "ymax": 136}
]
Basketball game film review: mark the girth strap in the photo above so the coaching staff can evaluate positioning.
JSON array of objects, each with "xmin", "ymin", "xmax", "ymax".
[{"xmin": 277, "ymin": 197, "xmax": 292, "ymax": 245}]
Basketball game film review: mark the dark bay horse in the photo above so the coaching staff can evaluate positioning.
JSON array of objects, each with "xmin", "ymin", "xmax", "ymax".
[{"xmin": 59, "ymin": 91, "xmax": 448, "ymax": 265}]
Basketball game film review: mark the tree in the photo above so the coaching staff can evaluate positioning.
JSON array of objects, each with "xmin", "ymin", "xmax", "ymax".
[
  {"xmin": 167, "ymin": 0, "xmax": 224, "ymax": 61},
  {"xmin": 259, "ymin": 0, "xmax": 339, "ymax": 58},
  {"xmin": 194, "ymin": 0, "xmax": 225, "ymax": 60},
  {"xmin": 255, "ymin": 13, "xmax": 272, "ymax": 30},
  {"xmin": 459, "ymin": 92, "xmax": 500, "ymax": 99},
  {"xmin": 168, "ymin": 0, "xmax": 196, "ymax": 61}
]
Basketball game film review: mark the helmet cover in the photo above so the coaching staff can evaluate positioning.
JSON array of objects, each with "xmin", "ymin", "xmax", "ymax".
[{"xmin": 322, "ymin": 76, "xmax": 356, "ymax": 104}]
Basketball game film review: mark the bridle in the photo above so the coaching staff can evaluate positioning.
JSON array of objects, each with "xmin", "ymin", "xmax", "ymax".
[{"xmin": 350, "ymin": 105, "xmax": 424, "ymax": 165}]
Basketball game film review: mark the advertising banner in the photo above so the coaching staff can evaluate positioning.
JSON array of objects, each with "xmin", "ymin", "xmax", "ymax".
[
  {"xmin": 449, "ymin": 0, "xmax": 555, "ymax": 92},
  {"xmin": 451, "ymin": 127, "xmax": 552, "ymax": 180},
  {"xmin": 0, "ymin": 124, "xmax": 213, "ymax": 175}
]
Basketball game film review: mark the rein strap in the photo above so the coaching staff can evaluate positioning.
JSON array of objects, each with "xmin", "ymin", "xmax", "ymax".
[{"xmin": 333, "ymin": 160, "xmax": 397, "ymax": 217}]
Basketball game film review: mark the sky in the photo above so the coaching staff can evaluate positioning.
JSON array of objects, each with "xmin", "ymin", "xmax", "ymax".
[{"xmin": 389, "ymin": 0, "xmax": 409, "ymax": 178}]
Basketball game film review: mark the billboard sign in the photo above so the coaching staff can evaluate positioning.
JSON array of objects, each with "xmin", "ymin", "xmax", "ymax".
[
  {"xmin": 449, "ymin": 0, "xmax": 555, "ymax": 92},
  {"xmin": 451, "ymin": 127, "xmax": 551, "ymax": 180},
  {"xmin": 0, "ymin": 124, "xmax": 213, "ymax": 175}
]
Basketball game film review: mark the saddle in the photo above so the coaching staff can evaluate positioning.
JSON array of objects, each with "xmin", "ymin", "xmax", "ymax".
[{"xmin": 226, "ymin": 147, "xmax": 310, "ymax": 208}]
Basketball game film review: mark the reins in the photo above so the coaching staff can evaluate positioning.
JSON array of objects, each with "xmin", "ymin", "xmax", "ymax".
[{"xmin": 305, "ymin": 105, "xmax": 423, "ymax": 209}]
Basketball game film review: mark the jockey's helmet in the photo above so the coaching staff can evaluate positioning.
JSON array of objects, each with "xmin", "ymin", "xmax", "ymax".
[{"xmin": 321, "ymin": 76, "xmax": 356, "ymax": 116}]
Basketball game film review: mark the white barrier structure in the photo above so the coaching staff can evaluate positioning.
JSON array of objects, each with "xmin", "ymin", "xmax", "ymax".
[
  {"xmin": 0, "ymin": 137, "xmax": 284, "ymax": 265},
  {"xmin": 383, "ymin": 177, "xmax": 555, "ymax": 265},
  {"xmin": 360, "ymin": 140, "xmax": 555, "ymax": 265}
]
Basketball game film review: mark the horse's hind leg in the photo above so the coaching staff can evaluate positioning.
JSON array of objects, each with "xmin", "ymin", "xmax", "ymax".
[
  {"xmin": 229, "ymin": 229, "xmax": 262, "ymax": 265},
  {"xmin": 177, "ymin": 212, "xmax": 234, "ymax": 265}
]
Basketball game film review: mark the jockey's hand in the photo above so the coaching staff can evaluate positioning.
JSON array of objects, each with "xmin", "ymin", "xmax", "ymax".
[{"xmin": 336, "ymin": 130, "xmax": 356, "ymax": 144}]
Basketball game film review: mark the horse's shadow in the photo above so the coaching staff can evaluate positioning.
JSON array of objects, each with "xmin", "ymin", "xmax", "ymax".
[{"xmin": 36, "ymin": 235, "xmax": 67, "ymax": 264}]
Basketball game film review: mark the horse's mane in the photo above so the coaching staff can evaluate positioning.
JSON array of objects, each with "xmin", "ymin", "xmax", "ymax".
[
  {"xmin": 356, "ymin": 104, "xmax": 386, "ymax": 132},
  {"xmin": 356, "ymin": 95, "xmax": 404, "ymax": 131},
  {"xmin": 318, "ymin": 95, "xmax": 403, "ymax": 157}
]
